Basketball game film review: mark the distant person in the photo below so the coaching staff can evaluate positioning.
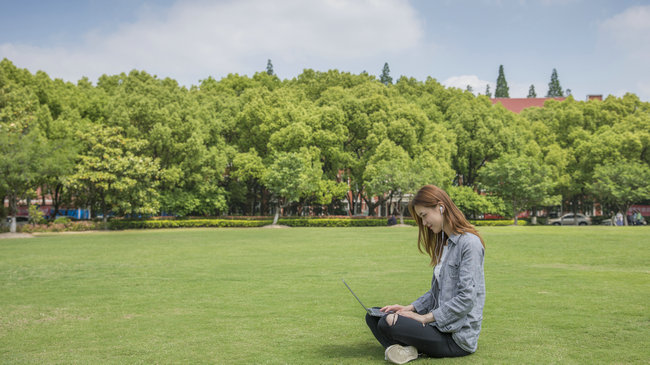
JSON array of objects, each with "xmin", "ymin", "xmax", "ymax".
[
  {"xmin": 616, "ymin": 212, "xmax": 624, "ymax": 226},
  {"xmin": 627, "ymin": 212, "xmax": 633, "ymax": 226},
  {"xmin": 633, "ymin": 210, "xmax": 643, "ymax": 225},
  {"xmin": 365, "ymin": 184, "xmax": 485, "ymax": 363},
  {"xmin": 387, "ymin": 215, "xmax": 397, "ymax": 226}
]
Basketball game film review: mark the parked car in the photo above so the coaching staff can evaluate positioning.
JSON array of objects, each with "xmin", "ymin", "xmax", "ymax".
[{"xmin": 547, "ymin": 213, "xmax": 591, "ymax": 226}]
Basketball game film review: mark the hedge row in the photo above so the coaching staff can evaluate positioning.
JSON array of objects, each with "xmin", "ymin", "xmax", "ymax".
[
  {"xmin": 6, "ymin": 217, "xmax": 527, "ymax": 233},
  {"xmin": 470, "ymin": 219, "xmax": 528, "ymax": 226},
  {"xmin": 108, "ymin": 218, "xmax": 408, "ymax": 229},
  {"xmin": 108, "ymin": 218, "xmax": 525, "ymax": 230},
  {"xmin": 19, "ymin": 220, "xmax": 104, "ymax": 233},
  {"xmin": 108, "ymin": 219, "xmax": 271, "ymax": 230}
]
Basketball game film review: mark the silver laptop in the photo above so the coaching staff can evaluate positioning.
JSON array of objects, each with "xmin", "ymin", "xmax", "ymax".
[{"xmin": 342, "ymin": 279, "xmax": 391, "ymax": 317}]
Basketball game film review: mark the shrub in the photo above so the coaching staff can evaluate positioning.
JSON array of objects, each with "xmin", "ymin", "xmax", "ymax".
[
  {"xmin": 28, "ymin": 205, "xmax": 45, "ymax": 225},
  {"xmin": 53, "ymin": 216, "xmax": 71, "ymax": 224},
  {"xmin": 108, "ymin": 219, "xmax": 272, "ymax": 230},
  {"xmin": 19, "ymin": 220, "xmax": 103, "ymax": 233},
  {"xmin": 108, "ymin": 217, "xmax": 418, "ymax": 229},
  {"xmin": 13, "ymin": 217, "xmax": 533, "ymax": 232},
  {"xmin": 469, "ymin": 219, "xmax": 527, "ymax": 226}
]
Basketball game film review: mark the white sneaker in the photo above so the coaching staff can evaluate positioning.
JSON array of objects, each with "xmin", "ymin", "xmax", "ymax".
[{"xmin": 384, "ymin": 344, "xmax": 418, "ymax": 364}]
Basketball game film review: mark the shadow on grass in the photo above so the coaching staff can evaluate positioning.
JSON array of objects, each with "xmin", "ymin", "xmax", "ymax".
[{"xmin": 316, "ymin": 341, "xmax": 382, "ymax": 361}]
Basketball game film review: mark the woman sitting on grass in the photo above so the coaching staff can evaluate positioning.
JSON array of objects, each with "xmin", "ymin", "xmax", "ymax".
[{"xmin": 365, "ymin": 184, "xmax": 486, "ymax": 364}]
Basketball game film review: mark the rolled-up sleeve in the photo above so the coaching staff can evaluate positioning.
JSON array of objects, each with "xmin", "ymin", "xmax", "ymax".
[
  {"xmin": 411, "ymin": 289, "xmax": 433, "ymax": 314},
  {"xmin": 432, "ymin": 239, "xmax": 484, "ymax": 331},
  {"xmin": 411, "ymin": 273, "xmax": 435, "ymax": 314}
]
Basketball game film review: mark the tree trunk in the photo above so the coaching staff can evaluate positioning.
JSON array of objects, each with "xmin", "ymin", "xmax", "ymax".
[
  {"xmin": 513, "ymin": 198, "xmax": 518, "ymax": 225},
  {"xmin": 345, "ymin": 189, "xmax": 356, "ymax": 216},
  {"xmin": 9, "ymin": 194, "xmax": 17, "ymax": 233},
  {"xmin": 396, "ymin": 193, "xmax": 404, "ymax": 224},
  {"xmin": 250, "ymin": 182, "xmax": 256, "ymax": 216},
  {"xmin": 52, "ymin": 184, "xmax": 63, "ymax": 219},
  {"xmin": 101, "ymin": 196, "xmax": 108, "ymax": 228},
  {"xmin": 26, "ymin": 196, "xmax": 32, "ymax": 224},
  {"xmin": 364, "ymin": 193, "xmax": 388, "ymax": 217},
  {"xmin": 272, "ymin": 200, "xmax": 281, "ymax": 225}
]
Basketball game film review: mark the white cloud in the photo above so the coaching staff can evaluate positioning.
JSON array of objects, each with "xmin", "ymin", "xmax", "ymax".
[
  {"xmin": 443, "ymin": 75, "xmax": 552, "ymax": 98},
  {"xmin": 0, "ymin": 0, "xmax": 424, "ymax": 85},
  {"xmin": 442, "ymin": 75, "xmax": 493, "ymax": 95},
  {"xmin": 599, "ymin": 5, "xmax": 650, "ymax": 63}
]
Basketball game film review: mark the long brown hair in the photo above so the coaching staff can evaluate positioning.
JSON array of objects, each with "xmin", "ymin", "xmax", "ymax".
[{"xmin": 408, "ymin": 184, "xmax": 486, "ymax": 267}]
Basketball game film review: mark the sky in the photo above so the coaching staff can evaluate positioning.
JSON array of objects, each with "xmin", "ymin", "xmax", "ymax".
[{"xmin": 1, "ymin": 0, "xmax": 649, "ymax": 101}]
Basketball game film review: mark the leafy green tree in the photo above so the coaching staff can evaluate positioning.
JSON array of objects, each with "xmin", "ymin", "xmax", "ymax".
[
  {"xmin": 485, "ymin": 84, "xmax": 492, "ymax": 98},
  {"xmin": 446, "ymin": 186, "xmax": 504, "ymax": 219},
  {"xmin": 68, "ymin": 125, "xmax": 160, "ymax": 224},
  {"xmin": 527, "ymin": 85, "xmax": 537, "ymax": 98},
  {"xmin": 479, "ymin": 153, "xmax": 555, "ymax": 225},
  {"xmin": 546, "ymin": 68, "xmax": 564, "ymax": 97},
  {"xmin": 102, "ymin": 70, "xmax": 231, "ymax": 217},
  {"xmin": 0, "ymin": 126, "xmax": 50, "ymax": 232},
  {"xmin": 380, "ymin": 62, "xmax": 392, "ymax": 85},
  {"xmin": 307, "ymin": 179, "xmax": 349, "ymax": 209},
  {"xmin": 230, "ymin": 148, "xmax": 266, "ymax": 215},
  {"xmin": 495, "ymin": 65, "xmax": 509, "ymax": 98},
  {"xmin": 0, "ymin": 77, "xmax": 54, "ymax": 232},
  {"xmin": 446, "ymin": 96, "xmax": 520, "ymax": 187},
  {"xmin": 590, "ymin": 161, "xmax": 650, "ymax": 226},
  {"xmin": 363, "ymin": 140, "xmax": 411, "ymax": 217},
  {"xmin": 262, "ymin": 147, "xmax": 323, "ymax": 224}
]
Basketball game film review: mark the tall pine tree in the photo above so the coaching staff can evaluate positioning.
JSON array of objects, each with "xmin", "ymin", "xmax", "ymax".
[
  {"xmin": 495, "ymin": 65, "xmax": 509, "ymax": 98},
  {"xmin": 380, "ymin": 62, "xmax": 392, "ymax": 85},
  {"xmin": 266, "ymin": 59, "xmax": 274, "ymax": 76},
  {"xmin": 546, "ymin": 68, "xmax": 564, "ymax": 97},
  {"xmin": 527, "ymin": 84, "xmax": 537, "ymax": 98}
]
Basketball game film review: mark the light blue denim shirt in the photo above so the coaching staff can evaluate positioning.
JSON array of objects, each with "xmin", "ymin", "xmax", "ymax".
[{"xmin": 410, "ymin": 232, "xmax": 486, "ymax": 353}]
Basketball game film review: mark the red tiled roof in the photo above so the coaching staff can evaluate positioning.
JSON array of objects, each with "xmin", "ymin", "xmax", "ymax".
[{"xmin": 491, "ymin": 97, "xmax": 566, "ymax": 113}]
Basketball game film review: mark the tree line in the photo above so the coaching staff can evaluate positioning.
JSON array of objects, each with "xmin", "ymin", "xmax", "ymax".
[{"xmin": 1, "ymin": 58, "xmax": 649, "ymax": 231}]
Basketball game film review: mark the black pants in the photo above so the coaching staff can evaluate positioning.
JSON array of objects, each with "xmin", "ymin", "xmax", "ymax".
[{"xmin": 365, "ymin": 311, "xmax": 471, "ymax": 358}]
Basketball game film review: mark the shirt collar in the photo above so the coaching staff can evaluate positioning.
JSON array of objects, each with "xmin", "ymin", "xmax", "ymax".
[{"xmin": 446, "ymin": 232, "xmax": 461, "ymax": 245}]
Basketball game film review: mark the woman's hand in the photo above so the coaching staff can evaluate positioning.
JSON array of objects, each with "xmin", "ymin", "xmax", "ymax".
[
  {"xmin": 380, "ymin": 304, "xmax": 414, "ymax": 313},
  {"xmin": 397, "ymin": 309, "xmax": 434, "ymax": 325}
]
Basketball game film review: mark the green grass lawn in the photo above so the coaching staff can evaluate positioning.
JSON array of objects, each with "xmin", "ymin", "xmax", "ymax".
[{"xmin": 1, "ymin": 226, "xmax": 649, "ymax": 364}]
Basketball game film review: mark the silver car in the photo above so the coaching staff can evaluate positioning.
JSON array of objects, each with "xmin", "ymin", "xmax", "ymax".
[{"xmin": 547, "ymin": 213, "xmax": 591, "ymax": 226}]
